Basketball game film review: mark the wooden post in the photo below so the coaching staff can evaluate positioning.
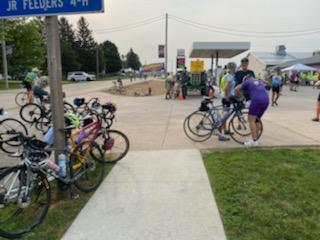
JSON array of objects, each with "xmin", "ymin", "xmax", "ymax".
[{"xmin": 45, "ymin": 16, "xmax": 65, "ymax": 160}]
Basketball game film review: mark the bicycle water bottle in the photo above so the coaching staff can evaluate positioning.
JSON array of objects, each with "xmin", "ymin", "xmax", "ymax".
[
  {"xmin": 58, "ymin": 154, "xmax": 67, "ymax": 178},
  {"xmin": 45, "ymin": 160, "xmax": 60, "ymax": 173}
]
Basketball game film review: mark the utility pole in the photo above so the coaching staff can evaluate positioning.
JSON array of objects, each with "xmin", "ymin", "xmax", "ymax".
[
  {"xmin": 165, "ymin": 13, "xmax": 168, "ymax": 74},
  {"xmin": 1, "ymin": 20, "xmax": 9, "ymax": 89},
  {"xmin": 45, "ymin": 16, "xmax": 65, "ymax": 162},
  {"xmin": 96, "ymin": 46, "xmax": 99, "ymax": 80}
]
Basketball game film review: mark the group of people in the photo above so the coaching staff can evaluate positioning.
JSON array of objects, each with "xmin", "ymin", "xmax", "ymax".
[
  {"xmin": 23, "ymin": 68, "xmax": 49, "ymax": 103},
  {"xmin": 219, "ymin": 57, "xmax": 269, "ymax": 147}
]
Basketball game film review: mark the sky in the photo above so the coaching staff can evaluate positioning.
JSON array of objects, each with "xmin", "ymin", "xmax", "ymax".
[{"xmin": 66, "ymin": 0, "xmax": 320, "ymax": 71}]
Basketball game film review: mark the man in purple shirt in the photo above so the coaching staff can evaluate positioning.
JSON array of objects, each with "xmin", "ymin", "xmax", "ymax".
[{"xmin": 235, "ymin": 77, "xmax": 269, "ymax": 147}]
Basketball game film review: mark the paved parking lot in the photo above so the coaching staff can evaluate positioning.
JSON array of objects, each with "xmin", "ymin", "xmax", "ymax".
[{"xmin": 1, "ymin": 80, "xmax": 319, "ymax": 155}]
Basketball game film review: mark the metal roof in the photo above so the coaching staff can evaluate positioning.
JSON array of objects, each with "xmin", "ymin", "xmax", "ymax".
[
  {"xmin": 190, "ymin": 42, "xmax": 250, "ymax": 58},
  {"xmin": 250, "ymin": 52, "xmax": 312, "ymax": 66},
  {"xmin": 276, "ymin": 55, "xmax": 320, "ymax": 69}
]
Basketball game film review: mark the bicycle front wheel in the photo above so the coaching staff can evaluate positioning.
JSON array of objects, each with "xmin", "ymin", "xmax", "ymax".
[
  {"xmin": 0, "ymin": 118, "xmax": 28, "ymax": 154},
  {"xmin": 20, "ymin": 103, "xmax": 43, "ymax": 124},
  {"xmin": 0, "ymin": 166, "xmax": 51, "ymax": 239},
  {"xmin": 95, "ymin": 129, "xmax": 130, "ymax": 163},
  {"xmin": 183, "ymin": 111, "xmax": 213, "ymax": 142},
  {"xmin": 70, "ymin": 141, "xmax": 105, "ymax": 193},
  {"xmin": 15, "ymin": 92, "xmax": 28, "ymax": 107}
]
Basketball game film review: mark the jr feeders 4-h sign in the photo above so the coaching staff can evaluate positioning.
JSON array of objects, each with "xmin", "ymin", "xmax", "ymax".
[{"xmin": 0, "ymin": 0, "xmax": 104, "ymax": 18}]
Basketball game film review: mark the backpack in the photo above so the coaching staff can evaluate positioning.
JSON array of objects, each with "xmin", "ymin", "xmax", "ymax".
[{"xmin": 272, "ymin": 76, "xmax": 281, "ymax": 87}]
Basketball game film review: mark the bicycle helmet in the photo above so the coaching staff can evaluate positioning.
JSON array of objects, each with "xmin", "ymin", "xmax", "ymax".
[
  {"xmin": 102, "ymin": 102, "xmax": 117, "ymax": 113},
  {"xmin": 65, "ymin": 112, "xmax": 80, "ymax": 129},
  {"xmin": 39, "ymin": 76, "xmax": 49, "ymax": 85},
  {"xmin": 32, "ymin": 67, "xmax": 40, "ymax": 73}
]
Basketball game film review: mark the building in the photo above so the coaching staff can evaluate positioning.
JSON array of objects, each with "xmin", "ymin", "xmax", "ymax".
[
  {"xmin": 247, "ymin": 45, "xmax": 312, "ymax": 76},
  {"xmin": 276, "ymin": 53, "xmax": 320, "ymax": 70}
]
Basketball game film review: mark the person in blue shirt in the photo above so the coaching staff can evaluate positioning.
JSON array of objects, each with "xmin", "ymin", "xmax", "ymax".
[
  {"xmin": 271, "ymin": 68, "xmax": 282, "ymax": 106},
  {"xmin": 33, "ymin": 77, "xmax": 49, "ymax": 102}
]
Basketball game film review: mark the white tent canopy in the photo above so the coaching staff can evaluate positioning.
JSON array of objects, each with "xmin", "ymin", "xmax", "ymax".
[{"xmin": 281, "ymin": 63, "xmax": 317, "ymax": 72}]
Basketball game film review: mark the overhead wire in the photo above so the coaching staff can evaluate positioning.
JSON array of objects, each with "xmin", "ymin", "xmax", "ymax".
[
  {"xmin": 169, "ymin": 16, "xmax": 320, "ymax": 38},
  {"xmin": 93, "ymin": 15, "xmax": 164, "ymax": 34},
  {"xmin": 170, "ymin": 14, "xmax": 320, "ymax": 35}
]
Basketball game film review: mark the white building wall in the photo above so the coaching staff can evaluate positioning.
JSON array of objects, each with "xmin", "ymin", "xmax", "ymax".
[{"xmin": 248, "ymin": 54, "xmax": 267, "ymax": 78}]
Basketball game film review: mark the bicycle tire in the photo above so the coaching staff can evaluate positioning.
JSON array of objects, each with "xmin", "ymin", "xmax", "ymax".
[
  {"xmin": 183, "ymin": 112, "xmax": 213, "ymax": 142},
  {"xmin": 0, "ymin": 118, "xmax": 28, "ymax": 154},
  {"xmin": 70, "ymin": 141, "xmax": 105, "ymax": 193},
  {"xmin": 15, "ymin": 92, "xmax": 28, "ymax": 107},
  {"xmin": 94, "ymin": 130, "xmax": 130, "ymax": 163},
  {"xmin": 229, "ymin": 111, "xmax": 263, "ymax": 144},
  {"xmin": 19, "ymin": 103, "xmax": 43, "ymax": 124},
  {"xmin": 0, "ymin": 166, "xmax": 51, "ymax": 239}
]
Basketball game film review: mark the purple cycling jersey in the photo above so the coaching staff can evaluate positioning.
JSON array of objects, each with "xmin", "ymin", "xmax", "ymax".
[
  {"xmin": 242, "ymin": 79, "xmax": 268, "ymax": 101},
  {"xmin": 242, "ymin": 79, "xmax": 269, "ymax": 118}
]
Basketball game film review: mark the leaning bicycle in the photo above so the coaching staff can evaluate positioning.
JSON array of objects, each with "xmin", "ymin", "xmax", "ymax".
[
  {"xmin": 0, "ymin": 133, "xmax": 105, "ymax": 239},
  {"xmin": 184, "ymin": 97, "xmax": 263, "ymax": 144}
]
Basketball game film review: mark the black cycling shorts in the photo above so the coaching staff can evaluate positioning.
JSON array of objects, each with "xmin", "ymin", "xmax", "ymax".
[
  {"xmin": 318, "ymin": 93, "xmax": 320, "ymax": 102},
  {"xmin": 272, "ymin": 86, "xmax": 280, "ymax": 93}
]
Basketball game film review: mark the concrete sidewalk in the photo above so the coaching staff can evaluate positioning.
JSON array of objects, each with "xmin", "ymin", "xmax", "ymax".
[{"xmin": 62, "ymin": 149, "xmax": 227, "ymax": 240}]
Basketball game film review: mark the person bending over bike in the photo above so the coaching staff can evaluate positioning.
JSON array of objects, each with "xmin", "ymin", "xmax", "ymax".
[
  {"xmin": 24, "ymin": 67, "xmax": 40, "ymax": 103},
  {"xmin": 33, "ymin": 77, "xmax": 49, "ymax": 102},
  {"xmin": 235, "ymin": 76, "xmax": 269, "ymax": 147}
]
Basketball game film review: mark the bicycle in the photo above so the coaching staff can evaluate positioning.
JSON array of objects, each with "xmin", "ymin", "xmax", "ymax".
[
  {"xmin": 15, "ymin": 89, "xmax": 39, "ymax": 107},
  {"xmin": 65, "ymin": 103, "xmax": 130, "ymax": 163},
  {"xmin": 19, "ymin": 99, "xmax": 75, "ymax": 135},
  {"xmin": 0, "ymin": 132, "xmax": 105, "ymax": 239},
  {"xmin": 184, "ymin": 97, "xmax": 263, "ymax": 144}
]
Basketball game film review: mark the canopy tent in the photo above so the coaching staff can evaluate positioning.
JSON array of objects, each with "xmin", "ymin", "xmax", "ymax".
[
  {"xmin": 281, "ymin": 63, "xmax": 317, "ymax": 72},
  {"xmin": 189, "ymin": 42, "xmax": 250, "ymax": 82}
]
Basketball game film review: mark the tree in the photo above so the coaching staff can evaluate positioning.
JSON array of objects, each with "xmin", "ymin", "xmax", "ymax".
[
  {"xmin": 76, "ymin": 17, "xmax": 96, "ymax": 72},
  {"xmin": 59, "ymin": 17, "xmax": 80, "ymax": 75},
  {"xmin": 100, "ymin": 41, "xmax": 122, "ymax": 74},
  {"xmin": 126, "ymin": 48, "xmax": 141, "ymax": 70},
  {"xmin": 0, "ymin": 19, "xmax": 46, "ymax": 77}
]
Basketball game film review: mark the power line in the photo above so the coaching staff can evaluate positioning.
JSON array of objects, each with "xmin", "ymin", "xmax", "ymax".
[
  {"xmin": 93, "ymin": 15, "xmax": 164, "ymax": 33},
  {"xmin": 170, "ymin": 17, "xmax": 320, "ymax": 38},
  {"xmin": 170, "ymin": 15, "xmax": 320, "ymax": 35}
]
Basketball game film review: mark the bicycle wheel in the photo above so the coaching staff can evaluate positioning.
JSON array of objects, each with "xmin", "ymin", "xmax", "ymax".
[
  {"xmin": 94, "ymin": 130, "xmax": 130, "ymax": 163},
  {"xmin": 229, "ymin": 111, "xmax": 263, "ymax": 144},
  {"xmin": 183, "ymin": 112, "xmax": 213, "ymax": 142},
  {"xmin": 15, "ymin": 92, "xmax": 28, "ymax": 107},
  {"xmin": 0, "ymin": 118, "xmax": 28, "ymax": 154},
  {"xmin": 70, "ymin": 141, "xmax": 105, "ymax": 193},
  {"xmin": 20, "ymin": 104, "xmax": 43, "ymax": 124},
  {"xmin": 0, "ymin": 166, "xmax": 51, "ymax": 239}
]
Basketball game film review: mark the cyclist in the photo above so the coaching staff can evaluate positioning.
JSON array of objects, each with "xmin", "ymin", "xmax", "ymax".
[
  {"xmin": 312, "ymin": 79, "xmax": 320, "ymax": 122},
  {"xmin": 218, "ymin": 62, "xmax": 237, "ymax": 141},
  {"xmin": 24, "ymin": 67, "xmax": 40, "ymax": 103},
  {"xmin": 235, "ymin": 76, "xmax": 269, "ymax": 147},
  {"xmin": 271, "ymin": 68, "xmax": 282, "ymax": 106},
  {"xmin": 33, "ymin": 77, "xmax": 49, "ymax": 102},
  {"xmin": 235, "ymin": 58, "xmax": 255, "ymax": 86}
]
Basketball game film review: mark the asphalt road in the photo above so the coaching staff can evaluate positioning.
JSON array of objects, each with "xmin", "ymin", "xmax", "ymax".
[{"xmin": 0, "ymin": 80, "xmax": 319, "ymax": 167}]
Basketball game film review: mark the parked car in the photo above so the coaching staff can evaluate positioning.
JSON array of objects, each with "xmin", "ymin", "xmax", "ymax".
[{"xmin": 67, "ymin": 72, "xmax": 96, "ymax": 82}]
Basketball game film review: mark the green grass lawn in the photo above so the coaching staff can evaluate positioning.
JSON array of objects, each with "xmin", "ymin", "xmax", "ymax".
[
  {"xmin": 19, "ymin": 164, "xmax": 113, "ymax": 240},
  {"xmin": 203, "ymin": 148, "xmax": 320, "ymax": 240},
  {"xmin": 0, "ymin": 81, "xmax": 22, "ymax": 90}
]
